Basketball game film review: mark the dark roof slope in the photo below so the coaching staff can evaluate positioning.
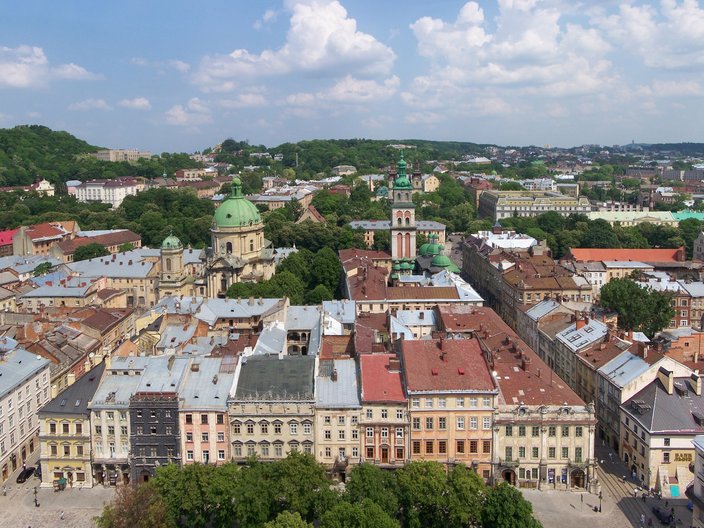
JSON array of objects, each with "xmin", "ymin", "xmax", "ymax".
[{"xmin": 39, "ymin": 362, "xmax": 105, "ymax": 416}]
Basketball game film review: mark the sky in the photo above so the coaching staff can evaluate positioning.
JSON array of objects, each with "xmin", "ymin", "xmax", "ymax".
[{"xmin": 1, "ymin": 0, "xmax": 704, "ymax": 153}]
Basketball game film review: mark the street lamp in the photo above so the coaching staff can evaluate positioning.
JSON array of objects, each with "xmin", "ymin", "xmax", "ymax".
[{"xmin": 598, "ymin": 491, "xmax": 602, "ymax": 513}]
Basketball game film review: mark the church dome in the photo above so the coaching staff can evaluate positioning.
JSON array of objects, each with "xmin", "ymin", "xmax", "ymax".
[
  {"xmin": 431, "ymin": 254, "xmax": 453, "ymax": 268},
  {"xmin": 161, "ymin": 233, "xmax": 182, "ymax": 250},
  {"xmin": 393, "ymin": 152, "xmax": 412, "ymax": 190},
  {"xmin": 214, "ymin": 176, "xmax": 262, "ymax": 228}
]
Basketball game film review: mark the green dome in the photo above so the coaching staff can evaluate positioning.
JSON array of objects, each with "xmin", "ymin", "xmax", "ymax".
[
  {"xmin": 392, "ymin": 262, "xmax": 401, "ymax": 271},
  {"xmin": 419, "ymin": 243, "xmax": 432, "ymax": 256},
  {"xmin": 431, "ymin": 254, "xmax": 453, "ymax": 268},
  {"xmin": 376, "ymin": 185, "xmax": 389, "ymax": 197},
  {"xmin": 393, "ymin": 151, "xmax": 412, "ymax": 190},
  {"xmin": 400, "ymin": 261, "xmax": 413, "ymax": 270},
  {"xmin": 214, "ymin": 176, "xmax": 262, "ymax": 228},
  {"xmin": 161, "ymin": 233, "xmax": 182, "ymax": 250},
  {"xmin": 390, "ymin": 273, "xmax": 399, "ymax": 279}
]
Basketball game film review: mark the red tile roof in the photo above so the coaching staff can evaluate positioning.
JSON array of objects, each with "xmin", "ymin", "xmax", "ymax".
[
  {"xmin": 319, "ymin": 335, "xmax": 354, "ymax": 360},
  {"xmin": 57, "ymin": 230, "xmax": 141, "ymax": 254},
  {"xmin": 566, "ymin": 247, "xmax": 684, "ymax": 263},
  {"xmin": 339, "ymin": 248, "xmax": 392, "ymax": 265},
  {"xmin": 400, "ymin": 339, "xmax": 495, "ymax": 392},
  {"xmin": 26, "ymin": 222, "xmax": 71, "ymax": 241},
  {"xmin": 360, "ymin": 354, "xmax": 406, "ymax": 403},
  {"xmin": 0, "ymin": 228, "xmax": 18, "ymax": 247},
  {"xmin": 387, "ymin": 286, "xmax": 459, "ymax": 301}
]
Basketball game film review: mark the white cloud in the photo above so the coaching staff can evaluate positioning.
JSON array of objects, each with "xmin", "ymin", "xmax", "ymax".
[
  {"xmin": 194, "ymin": 0, "xmax": 395, "ymax": 91},
  {"xmin": 165, "ymin": 97, "xmax": 212, "ymax": 126},
  {"xmin": 68, "ymin": 98, "xmax": 112, "ymax": 111},
  {"xmin": 254, "ymin": 8, "xmax": 279, "ymax": 29},
  {"xmin": 0, "ymin": 45, "xmax": 100, "ymax": 88},
  {"xmin": 130, "ymin": 57, "xmax": 190, "ymax": 73},
  {"xmin": 219, "ymin": 93, "xmax": 267, "ymax": 108},
  {"xmin": 118, "ymin": 97, "xmax": 152, "ymax": 110},
  {"xmin": 595, "ymin": 0, "xmax": 704, "ymax": 70},
  {"xmin": 284, "ymin": 75, "xmax": 399, "ymax": 107}
]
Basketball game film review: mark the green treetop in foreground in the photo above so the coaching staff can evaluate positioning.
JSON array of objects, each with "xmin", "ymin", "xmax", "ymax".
[{"xmin": 95, "ymin": 454, "xmax": 542, "ymax": 528}]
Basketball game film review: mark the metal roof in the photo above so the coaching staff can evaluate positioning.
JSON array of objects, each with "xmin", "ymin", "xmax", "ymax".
[
  {"xmin": 0, "ymin": 348, "xmax": 50, "ymax": 397},
  {"xmin": 234, "ymin": 355, "xmax": 315, "ymax": 401},
  {"xmin": 315, "ymin": 358, "xmax": 360, "ymax": 408},
  {"xmin": 40, "ymin": 363, "xmax": 105, "ymax": 416},
  {"xmin": 556, "ymin": 318, "xmax": 608, "ymax": 352},
  {"xmin": 598, "ymin": 351, "xmax": 651, "ymax": 388},
  {"xmin": 179, "ymin": 357, "xmax": 235, "ymax": 411}
]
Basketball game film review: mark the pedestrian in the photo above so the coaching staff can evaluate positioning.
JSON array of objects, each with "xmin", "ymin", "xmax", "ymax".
[
  {"xmin": 60, "ymin": 511, "xmax": 64, "ymax": 520},
  {"xmin": 641, "ymin": 513, "xmax": 645, "ymax": 525}
]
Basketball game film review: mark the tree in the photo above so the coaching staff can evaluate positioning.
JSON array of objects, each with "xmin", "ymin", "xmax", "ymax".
[
  {"xmin": 396, "ymin": 462, "xmax": 449, "ymax": 528},
  {"xmin": 267, "ymin": 452, "xmax": 331, "ymax": 521},
  {"xmin": 319, "ymin": 500, "xmax": 399, "ymax": 528},
  {"xmin": 32, "ymin": 261, "xmax": 54, "ymax": 276},
  {"xmin": 600, "ymin": 278, "xmax": 675, "ymax": 336},
  {"xmin": 277, "ymin": 251, "xmax": 312, "ymax": 287},
  {"xmin": 579, "ymin": 219, "xmax": 620, "ymax": 248},
  {"xmin": 481, "ymin": 482, "xmax": 542, "ymax": 528},
  {"xmin": 305, "ymin": 284, "xmax": 334, "ymax": 304},
  {"xmin": 499, "ymin": 181, "xmax": 524, "ymax": 191},
  {"xmin": 73, "ymin": 242, "xmax": 110, "ymax": 261},
  {"xmin": 446, "ymin": 464, "xmax": 485, "ymax": 527},
  {"xmin": 118, "ymin": 242, "xmax": 135, "ymax": 252},
  {"xmin": 345, "ymin": 463, "xmax": 399, "ymax": 518},
  {"xmin": 311, "ymin": 247, "xmax": 342, "ymax": 293},
  {"xmin": 96, "ymin": 483, "xmax": 175, "ymax": 528},
  {"xmin": 264, "ymin": 512, "xmax": 313, "ymax": 528}
]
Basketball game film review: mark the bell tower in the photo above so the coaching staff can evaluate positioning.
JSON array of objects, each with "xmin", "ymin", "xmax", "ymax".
[{"xmin": 390, "ymin": 151, "xmax": 416, "ymax": 263}]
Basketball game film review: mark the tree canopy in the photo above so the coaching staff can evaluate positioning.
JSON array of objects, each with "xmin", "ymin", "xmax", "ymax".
[{"xmin": 600, "ymin": 278, "xmax": 675, "ymax": 336}]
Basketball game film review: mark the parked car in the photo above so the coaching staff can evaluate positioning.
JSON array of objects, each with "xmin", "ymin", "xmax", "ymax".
[{"xmin": 16, "ymin": 467, "xmax": 35, "ymax": 483}]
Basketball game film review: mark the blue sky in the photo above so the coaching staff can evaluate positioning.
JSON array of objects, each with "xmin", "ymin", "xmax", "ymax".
[{"xmin": 1, "ymin": 0, "xmax": 703, "ymax": 152}]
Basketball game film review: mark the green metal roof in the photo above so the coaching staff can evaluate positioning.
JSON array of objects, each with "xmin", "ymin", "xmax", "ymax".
[{"xmin": 161, "ymin": 233, "xmax": 182, "ymax": 250}]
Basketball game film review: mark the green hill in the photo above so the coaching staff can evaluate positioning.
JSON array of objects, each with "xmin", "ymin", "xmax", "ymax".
[{"xmin": 0, "ymin": 125, "xmax": 200, "ymax": 187}]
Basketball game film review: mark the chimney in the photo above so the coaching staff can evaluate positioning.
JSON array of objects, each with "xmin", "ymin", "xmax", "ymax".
[
  {"xmin": 692, "ymin": 373, "xmax": 702, "ymax": 396},
  {"xmin": 677, "ymin": 246, "xmax": 686, "ymax": 262},
  {"xmin": 331, "ymin": 369, "xmax": 338, "ymax": 382},
  {"xmin": 248, "ymin": 297, "xmax": 254, "ymax": 306},
  {"xmin": 521, "ymin": 356, "xmax": 531, "ymax": 372},
  {"xmin": 658, "ymin": 367, "xmax": 674, "ymax": 395},
  {"xmin": 388, "ymin": 358, "xmax": 401, "ymax": 372},
  {"xmin": 637, "ymin": 341, "xmax": 648, "ymax": 359},
  {"xmin": 576, "ymin": 314, "xmax": 587, "ymax": 330}
]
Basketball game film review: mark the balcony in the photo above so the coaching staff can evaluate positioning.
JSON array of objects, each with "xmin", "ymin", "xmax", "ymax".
[{"xmin": 499, "ymin": 458, "xmax": 519, "ymax": 468}]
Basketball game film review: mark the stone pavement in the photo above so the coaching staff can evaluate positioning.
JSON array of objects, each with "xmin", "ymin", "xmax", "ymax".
[
  {"xmin": 0, "ymin": 483, "xmax": 114, "ymax": 528},
  {"xmin": 525, "ymin": 442, "xmax": 694, "ymax": 528}
]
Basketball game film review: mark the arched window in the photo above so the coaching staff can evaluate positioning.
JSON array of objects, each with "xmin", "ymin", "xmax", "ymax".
[
  {"xmin": 397, "ymin": 217, "xmax": 402, "ymax": 226},
  {"xmin": 405, "ymin": 217, "xmax": 410, "ymax": 226},
  {"xmin": 406, "ymin": 192, "xmax": 410, "ymax": 201},
  {"xmin": 396, "ymin": 233, "xmax": 403, "ymax": 257},
  {"xmin": 249, "ymin": 239, "xmax": 254, "ymax": 251},
  {"xmin": 165, "ymin": 258, "xmax": 172, "ymax": 272},
  {"xmin": 226, "ymin": 242, "xmax": 233, "ymax": 254},
  {"xmin": 405, "ymin": 233, "xmax": 411, "ymax": 258}
]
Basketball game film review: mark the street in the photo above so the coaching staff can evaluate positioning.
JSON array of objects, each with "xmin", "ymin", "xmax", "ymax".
[{"xmin": 526, "ymin": 442, "xmax": 693, "ymax": 528}]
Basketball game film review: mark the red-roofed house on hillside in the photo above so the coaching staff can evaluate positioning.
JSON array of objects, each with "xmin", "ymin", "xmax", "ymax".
[
  {"xmin": 400, "ymin": 338, "xmax": 497, "ymax": 477},
  {"xmin": 359, "ymin": 354, "xmax": 408, "ymax": 467},
  {"xmin": 52, "ymin": 230, "xmax": 142, "ymax": 263},
  {"xmin": 0, "ymin": 228, "xmax": 18, "ymax": 257}
]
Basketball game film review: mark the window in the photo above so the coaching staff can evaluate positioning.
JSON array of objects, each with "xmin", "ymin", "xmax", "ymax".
[
  {"xmin": 49, "ymin": 422, "xmax": 56, "ymax": 434},
  {"xmin": 274, "ymin": 423, "xmax": 281, "ymax": 434},
  {"xmin": 62, "ymin": 422, "xmax": 69, "ymax": 434},
  {"xmin": 150, "ymin": 426, "xmax": 157, "ymax": 435},
  {"xmin": 63, "ymin": 445, "xmax": 70, "ymax": 456},
  {"xmin": 575, "ymin": 447, "xmax": 583, "ymax": 463},
  {"xmin": 483, "ymin": 417, "xmax": 491, "ymax": 430},
  {"xmin": 185, "ymin": 414, "xmax": 192, "ymax": 424},
  {"xmin": 218, "ymin": 450, "xmax": 225, "ymax": 460},
  {"xmin": 470, "ymin": 417, "xmax": 478, "ymax": 430},
  {"xmin": 469, "ymin": 397, "xmax": 478, "ymax": 407},
  {"xmin": 457, "ymin": 440, "xmax": 465, "ymax": 454},
  {"xmin": 519, "ymin": 447, "xmax": 526, "ymax": 458},
  {"xmin": 425, "ymin": 417, "xmax": 433, "ymax": 430},
  {"xmin": 381, "ymin": 409, "xmax": 388, "ymax": 419},
  {"xmin": 395, "ymin": 428, "xmax": 403, "ymax": 439},
  {"xmin": 532, "ymin": 426, "xmax": 540, "ymax": 437},
  {"xmin": 439, "ymin": 440, "xmax": 447, "ymax": 454},
  {"xmin": 412, "ymin": 441, "xmax": 421, "ymax": 455},
  {"xmin": 506, "ymin": 425, "xmax": 513, "ymax": 437},
  {"xmin": 412, "ymin": 418, "xmax": 421, "ymax": 430},
  {"xmin": 201, "ymin": 414, "xmax": 208, "ymax": 425},
  {"xmin": 548, "ymin": 447, "xmax": 556, "ymax": 459},
  {"xmin": 95, "ymin": 425, "xmax": 102, "ymax": 434},
  {"xmin": 352, "ymin": 429, "xmax": 358, "ymax": 440},
  {"xmin": 381, "ymin": 427, "xmax": 388, "ymax": 439},
  {"xmin": 366, "ymin": 427, "xmax": 373, "ymax": 438},
  {"xmin": 247, "ymin": 423, "xmax": 254, "ymax": 435},
  {"xmin": 303, "ymin": 422, "xmax": 311, "ymax": 435},
  {"xmin": 108, "ymin": 425, "xmax": 115, "ymax": 435},
  {"xmin": 548, "ymin": 426, "xmax": 556, "ymax": 437},
  {"xmin": 412, "ymin": 398, "xmax": 420, "ymax": 408},
  {"xmin": 290, "ymin": 423, "xmax": 298, "ymax": 435},
  {"xmin": 338, "ymin": 430, "xmax": 346, "ymax": 440},
  {"xmin": 325, "ymin": 447, "xmax": 331, "ymax": 458},
  {"xmin": 121, "ymin": 426, "xmax": 127, "ymax": 435},
  {"xmin": 325, "ymin": 430, "xmax": 331, "ymax": 440},
  {"xmin": 532, "ymin": 447, "xmax": 539, "ymax": 459},
  {"xmin": 575, "ymin": 426, "xmax": 583, "ymax": 438},
  {"xmin": 561, "ymin": 426, "xmax": 569, "ymax": 437},
  {"xmin": 186, "ymin": 432, "xmax": 193, "ymax": 442},
  {"xmin": 439, "ymin": 417, "xmax": 446, "ymax": 430},
  {"xmin": 187, "ymin": 450, "xmax": 194, "ymax": 460},
  {"xmin": 366, "ymin": 409, "xmax": 373, "ymax": 419},
  {"xmin": 233, "ymin": 444, "xmax": 242, "ymax": 457},
  {"xmin": 396, "ymin": 409, "xmax": 403, "ymax": 420},
  {"xmin": 456, "ymin": 397, "xmax": 464, "ymax": 408},
  {"xmin": 425, "ymin": 441, "xmax": 434, "ymax": 454},
  {"xmin": 483, "ymin": 440, "xmax": 490, "ymax": 454},
  {"xmin": 217, "ymin": 432, "xmax": 225, "ymax": 442},
  {"xmin": 457, "ymin": 417, "xmax": 465, "ymax": 430},
  {"xmin": 438, "ymin": 398, "xmax": 446, "ymax": 408},
  {"xmin": 233, "ymin": 422, "xmax": 241, "ymax": 434},
  {"xmin": 664, "ymin": 438, "xmax": 671, "ymax": 447},
  {"xmin": 351, "ymin": 416, "xmax": 358, "ymax": 425},
  {"xmin": 338, "ymin": 416, "xmax": 346, "ymax": 425},
  {"xmin": 468, "ymin": 440, "xmax": 477, "ymax": 454},
  {"xmin": 202, "ymin": 432, "xmax": 209, "ymax": 442},
  {"xmin": 217, "ymin": 414, "xmax": 224, "ymax": 425},
  {"xmin": 76, "ymin": 445, "xmax": 84, "ymax": 456},
  {"xmin": 50, "ymin": 444, "xmax": 57, "ymax": 456},
  {"xmin": 261, "ymin": 423, "xmax": 268, "ymax": 434},
  {"xmin": 518, "ymin": 425, "xmax": 526, "ymax": 437},
  {"xmin": 425, "ymin": 398, "xmax": 433, "ymax": 408},
  {"xmin": 505, "ymin": 447, "xmax": 513, "ymax": 460},
  {"xmin": 353, "ymin": 447, "xmax": 360, "ymax": 458},
  {"xmin": 562, "ymin": 447, "xmax": 569, "ymax": 459}
]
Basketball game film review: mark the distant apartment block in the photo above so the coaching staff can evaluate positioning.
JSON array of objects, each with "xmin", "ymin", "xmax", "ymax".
[
  {"xmin": 478, "ymin": 191, "xmax": 591, "ymax": 221},
  {"xmin": 73, "ymin": 178, "xmax": 142, "ymax": 208},
  {"xmin": 93, "ymin": 149, "xmax": 152, "ymax": 162}
]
